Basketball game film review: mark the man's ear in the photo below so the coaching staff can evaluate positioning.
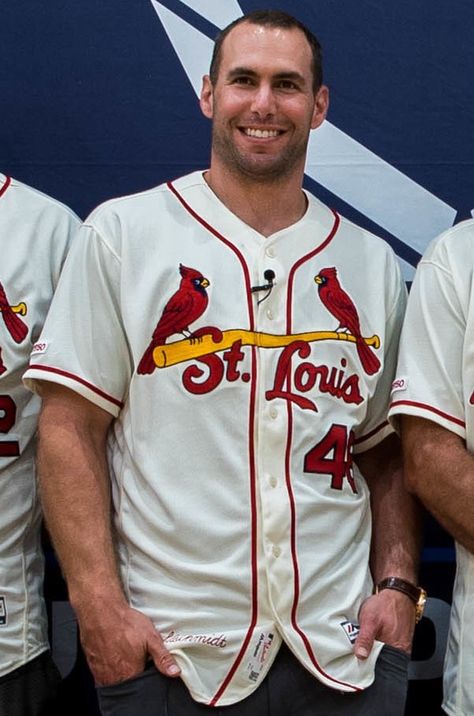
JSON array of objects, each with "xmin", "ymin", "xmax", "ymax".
[
  {"xmin": 200, "ymin": 75, "xmax": 214, "ymax": 119},
  {"xmin": 311, "ymin": 84, "xmax": 329, "ymax": 130}
]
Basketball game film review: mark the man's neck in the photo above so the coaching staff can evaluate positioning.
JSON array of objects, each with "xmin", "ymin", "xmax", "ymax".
[{"xmin": 203, "ymin": 167, "xmax": 308, "ymax": 237}]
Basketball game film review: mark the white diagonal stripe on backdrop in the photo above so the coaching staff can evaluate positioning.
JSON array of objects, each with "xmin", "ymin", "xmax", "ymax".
[{"xmin": 177, "ymin": 0, "xmax": 242, "ymax": 28}]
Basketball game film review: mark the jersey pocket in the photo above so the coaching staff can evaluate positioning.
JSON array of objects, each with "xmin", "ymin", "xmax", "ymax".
[
  {"xmin": 96, "ymin": 661, "xmax": 167, "ymax": 715},
  {"xmin": 377, "ymin": 643, "xmax": 410, "ymax": 678}
]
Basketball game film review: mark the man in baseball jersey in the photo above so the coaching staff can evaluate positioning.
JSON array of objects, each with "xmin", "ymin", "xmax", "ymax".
[
  {"xmin": 24, "ymin": 10, "xmax": 422, "ymax": 716},
  {"xmin": 389, "ymin": 218, "xmax": 474, "ymax": 716},
  {"xmin": 0, "ymin": 173, "xmax": 79, "ymax": 714}
]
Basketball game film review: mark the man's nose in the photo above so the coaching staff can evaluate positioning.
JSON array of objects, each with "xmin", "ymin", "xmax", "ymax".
[{"xmin": 250, "ymin": 83, "xmax": 276, "ymax": 116}]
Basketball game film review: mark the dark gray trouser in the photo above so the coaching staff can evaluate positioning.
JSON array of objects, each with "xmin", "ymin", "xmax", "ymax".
[
  {"xmin": 97, "ymin": 643, "xmax": 409, "ymax": 716},
  {"xmin": 0, "ymin": 651, "xmax": 61, "ymax": 716}
]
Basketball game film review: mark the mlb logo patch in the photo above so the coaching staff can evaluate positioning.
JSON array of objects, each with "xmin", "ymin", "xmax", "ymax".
[
  {"xmin": 340, "ymin": 620, "xmax": 359, "ymax": 644},
  {"xmin": 0, "ymin": 596, "xmax": 6, "ymax": 626}
]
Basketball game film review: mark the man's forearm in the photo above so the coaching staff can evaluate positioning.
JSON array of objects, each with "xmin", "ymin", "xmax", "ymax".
[
  {"xmin": 37, "ymin": 383, "xmax": 124, "ymax": 610},
  {"xmin": 357, "ymin": 434, "xmax": 422, "ymax": 584},
  {"xmin": 401, "ymin": 415, "xmax": 474, "ymax": 554},
  {"xmin": 353, "ymin": 434, "xmax": 421, "ymax": 658}
]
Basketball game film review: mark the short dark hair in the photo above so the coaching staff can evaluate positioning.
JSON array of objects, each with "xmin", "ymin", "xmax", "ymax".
[{"xmin": 209, "ymin": 10, "xmax": 323, "ymax": 93}]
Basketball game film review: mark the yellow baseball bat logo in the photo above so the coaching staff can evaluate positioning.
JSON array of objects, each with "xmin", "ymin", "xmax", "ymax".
[
  {"xmin": 0, "ymin": 302, "xmax": 27, "ymax": 316},
  {"xmin": 153, "ymin": 328, "xmax": 380, "ymax": 369}
]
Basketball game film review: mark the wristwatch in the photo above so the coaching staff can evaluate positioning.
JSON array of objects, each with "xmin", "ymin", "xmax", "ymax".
[{"xmin": 376, "ymin": 577, "xmax": 427, "ymax": 623}]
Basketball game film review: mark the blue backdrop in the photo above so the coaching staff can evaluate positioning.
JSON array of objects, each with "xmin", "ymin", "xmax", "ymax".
[{"xmin": 1, "ymin": 1, "xmax": 472, "ymax": 713}]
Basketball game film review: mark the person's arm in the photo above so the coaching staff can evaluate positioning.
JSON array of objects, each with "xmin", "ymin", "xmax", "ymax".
[
  {"xmin": 37, "ymin": 381, "xmax": 181, "ymax": 685},
  {"xmin": 352, "ymin": 433, "xmax": 422, "ymax": 658},
  {"xmin": 401, "ymin": 414, "xmax": 474, "ymax": 553}
]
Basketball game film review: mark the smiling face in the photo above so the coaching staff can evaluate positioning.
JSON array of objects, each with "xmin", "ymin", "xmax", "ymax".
[{"xmin": 200, "ymin": 21, "xmax": 328, "ymax": 184}]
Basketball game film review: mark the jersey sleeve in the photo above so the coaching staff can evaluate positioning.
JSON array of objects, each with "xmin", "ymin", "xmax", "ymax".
[
  {"xmin": 24, "ymin": 221, "xmax": 131, "ymax": 417},
  {"xmin": 389, "ymin": 239, "xmax": 466, "ymax": 439},
  {"xmin": 46, "ymin": 206, "xmax": 81, "ymax": 289},
  {"xmin": 353, "ymin": 254, "xmax": 407, "ymax": 452}
]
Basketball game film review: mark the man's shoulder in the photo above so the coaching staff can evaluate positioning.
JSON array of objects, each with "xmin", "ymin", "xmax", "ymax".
[
  {"xmin": 308, "ymin": 194, "xmax": 398, "ymax": 264},
  {"xmin": 86, "ymin": 170, "xmax": 206, "ymax": 224},
  {"xmin": 0, "ymin": 173, "xmax": 80, "ymax": 226},
  {"xmin": 338, "ymin": 213, "xmax": 394, "ymax": 254},
  {"xmin": 427, "ymin": 217, "xmax": 474, "ymax": 252},
  {"xmin": 420, "ymin": 218, "xmax": 474, "ymax": 269}
]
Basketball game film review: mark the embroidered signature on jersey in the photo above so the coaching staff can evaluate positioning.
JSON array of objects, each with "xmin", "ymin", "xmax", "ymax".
[
  {"xmin": 0, "ymin": 281, "xmax": 28, "ymax": 375},
  {"xmin": 164, "ymin": 630, "xmax": 227, "ymax": 648},
  {"xmin": 314, "ymin": 267, "xmax": 380, "ymax": 376},
  {"xmin": 137, "ymin": 264, "xmax": 210, "ymax": 375}
]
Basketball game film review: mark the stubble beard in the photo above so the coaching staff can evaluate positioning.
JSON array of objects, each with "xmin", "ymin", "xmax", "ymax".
[{"xmin": 211, "ymin": 125, "xmax": 309, "ymax": 184}]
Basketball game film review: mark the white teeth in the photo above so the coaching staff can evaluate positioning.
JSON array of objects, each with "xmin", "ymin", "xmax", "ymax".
[{"xmin": 245, "ymin": 128, "xmax": 279, "ymax": 138}]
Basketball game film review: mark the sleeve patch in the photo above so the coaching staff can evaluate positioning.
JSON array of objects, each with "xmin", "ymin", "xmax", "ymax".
[
  {"xmin": 31, "ymin": 340, "xmax": 48, "ymax": 356},
  {"xmin": 391, "ymin": 377, "xmax": 407, "ymax": 393}
]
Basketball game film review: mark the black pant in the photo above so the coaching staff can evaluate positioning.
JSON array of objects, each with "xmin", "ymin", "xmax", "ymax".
[
  {"xmin": 97, "ymin": 644, "xmax": 409, "ymax": 716},
  {"xmin": 0, "ymin": 651, "xmax": 61, "ymax": 716}
]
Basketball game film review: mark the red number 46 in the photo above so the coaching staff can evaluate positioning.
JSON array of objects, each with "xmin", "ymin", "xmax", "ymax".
[{"xmin": 303, "ymin": 424, "xmax": 356, "ymax": 493}]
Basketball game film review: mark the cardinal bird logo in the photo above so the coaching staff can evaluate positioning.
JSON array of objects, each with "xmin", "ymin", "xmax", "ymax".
[
  {"xmin": 137, "ymin": 264, "xmax": 210, "ymax": 375},
  {"xmin": 0, "ymin": 280, "xmax": 29, "ymax": 375},
  {"xmin": 0, "ymin": 282, "xmax": 28, "ymax": 344},
  {"xmin": 314, "ymin": 267, "xmax": 381, "ymax": 376}
]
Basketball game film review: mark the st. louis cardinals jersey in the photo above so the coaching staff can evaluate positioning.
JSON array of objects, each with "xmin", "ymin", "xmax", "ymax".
[
  {"xmin": 0, "ymin": 174, "xmax": 79, "ymax": 678},
  {"xmin": 389, "ymin": 219, "xmax": 474, "ymax": 716},
  {"xmin": 25, "ymin": 171, "xmax": 406, "ymax": 706}
]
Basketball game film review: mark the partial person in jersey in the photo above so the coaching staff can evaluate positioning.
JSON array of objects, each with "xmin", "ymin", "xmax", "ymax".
[
  {"xmin": 389, "ymin": 218, "xmax": 474, "ymax": 716},
  {"xmin": 0, "ymin": 174, "xmax": 79, "ymax": 715},
  {"xmin": 25, "ymin": 10, "xmax": 422, "ymax": 716}
]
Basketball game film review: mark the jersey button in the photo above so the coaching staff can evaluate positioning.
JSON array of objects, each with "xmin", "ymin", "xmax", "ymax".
[
  {"xmin": 269, "ymin": 407, "xmax": 278, "ymax": 420},
  {"xmin": 266, "ymin": 308, "xmax": 274, "ymax": 320},
  {"xmin": 269, "ymin": 476, "xmax": 277, "ymax": 488},
  {"xmin": 272, "ymin": 545, "xmax": 281, "ymax": 558},
  {"xmin": 265, "ymin": 247, "xmax": 275, "ymax": 258}
]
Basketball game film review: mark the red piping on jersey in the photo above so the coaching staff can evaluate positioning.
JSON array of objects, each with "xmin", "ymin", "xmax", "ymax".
[
  {"xmin": 0, "ymin": 175, "xmax": 11, "ymax": 199},
  {"xmin": 28, "ymin": 364, "xmax": 124, "ymax": 409},
  {"xmin": 167, "ymin": 180, "xmax": 260, "ymax": 706},
  {"xmin": 390, "ymin": 399, "xmax": 465, "ymax": 429},
  {"xmin": 282, "ymin": 209, "xmax": 362, "ymax": 691},
  {"xmin": 354, "ymin": 419, "xmax": 389, "ymax": 445}
]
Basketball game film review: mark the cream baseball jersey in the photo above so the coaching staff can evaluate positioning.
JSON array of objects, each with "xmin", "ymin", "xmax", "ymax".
[
  {"xmin": 0, "ymin": 174, "xmax": 79, "ymax": 678},
  {"xmin": 25, "ymin": 171, "xmax": 406, "ymax": 706},
  {"xmin": 389, "ymin": 219, "xmax": 474, "ymax": 716}
]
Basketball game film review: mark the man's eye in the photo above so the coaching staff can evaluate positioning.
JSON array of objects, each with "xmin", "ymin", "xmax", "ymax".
[
  {"xmin": 277, "ymin": 80, "xmax": 297, "ymax": 90},
  {"xmin": 233, "ymin": 77, "xmax": 253, "ymax": 85}
]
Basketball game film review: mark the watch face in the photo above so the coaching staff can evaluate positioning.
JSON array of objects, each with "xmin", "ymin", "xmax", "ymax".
[{"xmin": 415, "ymin": 588, "xmax": 427, "ymax": 622}]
